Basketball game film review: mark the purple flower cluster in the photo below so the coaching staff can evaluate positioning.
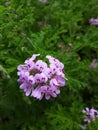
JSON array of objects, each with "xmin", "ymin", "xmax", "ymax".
[
  {"xmin": 5, "ymin": 1, "xmax": 10, "ymax": 6},
  {"xmin": 89, "ymin": 18, "xmax": 98, "ymax": 25},
  {"xmin": 82, "ymin": 107, "xmax": 98, "ymax": 123},
  {"xmin": 89, "ymin": 59, "xmax": 98, "ymax": 69},
  {"xmin": 39, "ymin": 0, "xmax": 47, "ymax": 3},
  {"xmin": 17, "ymin": 54, "xmax": 67, "ymax": 100}
]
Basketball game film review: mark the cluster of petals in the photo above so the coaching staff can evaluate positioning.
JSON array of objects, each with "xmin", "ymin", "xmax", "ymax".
[
  {"xmin": 17, "ymin": 54, "xmax": 67, "ymax": 100},
  {"xmin": 89, "ymin": 58, "xmax": 98, "ymax": 69},
  {"xmin": 39, "ymin": 0, "xmax": 47, "ymax": 3},
  {"xmin": 82, "ymin": 107, "xmax": 98, "ymax": 123},
  {"xmin": 89, "ymin": 18, "xmax": 98, "ymax": 25}
]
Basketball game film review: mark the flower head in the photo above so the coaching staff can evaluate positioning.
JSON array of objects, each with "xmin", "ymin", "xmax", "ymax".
[
  {"xmin": 82, "ymin": 107, "xmax": 98, "ymax": 123},
  {"xmin": 17, "ymin": 54, "xmax": 67, "ymax": 100},
  {"xmin": 89, "ymin": 18, "xmax": 98, "ymax": 25},
  {"xmin": 89, "ymin": 58, "xmax": 98, "ymax": 69},
  {"xmin": 39, "ymin": 0, "xmax": 47, "ymax": 3}
]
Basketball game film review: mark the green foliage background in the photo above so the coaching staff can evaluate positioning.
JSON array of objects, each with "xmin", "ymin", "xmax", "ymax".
[{"xmin": 0, "ymin": 0, "xmax": 98, "ymax": 130}]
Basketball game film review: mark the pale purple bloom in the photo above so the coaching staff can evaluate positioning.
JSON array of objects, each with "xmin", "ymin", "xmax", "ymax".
[
  {"xmin": 17, "ymin": 54, "xmax": 67, "ymax": 100},
  {"xmin": 50, "ymin": 76, "xmax": 65, "ymax": 87},
  {"xmin": 28, "ymin": 75, "xmax": 35, "ymax": 85},
  {"xmin": 89, "ymin": 18, "xmax": 98, "ymax": 25},
  {"xmin": 35, "ymin": 60, "xmax": 47, "ymax": 72},
  {"xmin": 39, "ymin": 0, "xmax": 47, "ymax": 3},
  {"xmin": 89, "ymin": 58, "xmax": 98, "ymax": 68},
  {"xmin": 46, "ymin": 55, "xmax": 64, "ymax": 69},
  {"xmin": 17, "ymin": 71, "xmax": 29, "ymax": 83},
  {"xmin": 55, "ymin": 75, "xmax": 66, "ymax": 86},
  {"xmin": 34, "ymin": 73, "xmax": 48, "ymax": 83},
  {"xmin": 31, "ymin": 86, "xmax": 43, "ymax": 100},
  {"xmin": 24, "ymin": 54, "xmax": 40, "ymax": 71},
  {"xmin": 20, "ymin": 82, "xmax": 33, "ymax": 96},
  {"xmin": 5, "ymin": 1, "xmax": 10, "ymax": 6},
  {"xmin": 49, "ymin": 82, "xmax": 60, "ymax": 94},
  {"xmin": 25, "ymin": 54, "xmax": 40, "ymax": 64},
  {"xmin": 44, "ymin": 67, "xmax": 53, "ymax": 79},
  {"xmin": 25, "ymin": 58, "xmax": 35, "ymax": 71},
  {"xmin": 41, "ymin": 85, "xmax": 57, "ymax": 100},
  {"xmin": 82, "ymin": 107, "xmax": 98, "ymax": 123},
  {"xmin": 50, "ymin": 78, "xmax": 59, "ymax": 86}
]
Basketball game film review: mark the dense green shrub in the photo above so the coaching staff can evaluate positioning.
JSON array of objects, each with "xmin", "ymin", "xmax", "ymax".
[{"xmin": 0, "ymin": 0, "xmax": 98, "ymax": 129}]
